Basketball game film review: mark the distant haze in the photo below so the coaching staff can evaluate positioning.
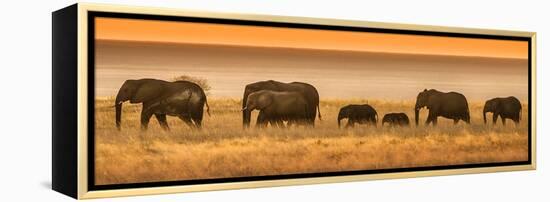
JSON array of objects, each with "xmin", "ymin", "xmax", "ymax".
[
  {"xmin": 96, "ymin": 40, "xmax": 528, "ymax": 101},
  {"xmin": 96, "ymin": 17, "xmax": 527, "ymax": 59}
]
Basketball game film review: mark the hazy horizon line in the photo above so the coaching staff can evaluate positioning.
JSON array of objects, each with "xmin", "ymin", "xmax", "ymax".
[
  {"xmin": 94, "ymin": 95, "xmax": 528, "ymax": 103},
  {"xmin": 96, "ymin": 38, "xmax": 528, "ymax": 60}
]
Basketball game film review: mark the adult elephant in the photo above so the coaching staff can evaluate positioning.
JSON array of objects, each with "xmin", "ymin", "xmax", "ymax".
[
  {"xmin": 115, "ymin": 79, "xmax": 210, "ymax": 130},
  {"xmin": 483, "ymin": 96, "xmax": 522, "ymax": 125},
  {"xmin": 242, "ymin": 80, "xmax": 321, "ymax": 128},
  {"xmin": 242, "ymin": 90, "xmax": 309, "ymax": 127},
  {"xmin": 414, "ymin": 89, "xmax": 470, "ymax": 126}
]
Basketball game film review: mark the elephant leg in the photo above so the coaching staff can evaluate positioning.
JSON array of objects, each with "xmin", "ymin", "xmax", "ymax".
[
  {"xmin": 190, "ymin": 108, "xmax": 204, "ymax": 129},
  {"xmin": 513, "ymin": 114, "xmax": 520, "ymax": 125},
  {"xmin": 268, "ymin": 119, "xmax": 276, "ymax": 127},
  {"xmin": 464, "ymin": 114, "xmax": 471, "ymax": 124},
  {"xmin": 432, "ymin": 115, "xmax": 438, "ymax": 126},
  {"xmin": 426, "ymin": 112, "xmax": 436, "ymax": 126},
  {"xmin": 296, "ymin": 118, "xmax": 309, "ymax": 127},
  {"xmin": 256, "ymin": 111, "xmax": 268, "ymax": 128},
  {"xmin": 514, "ymin": 116, "xmax": 520, "ymax": 126},
  {"xmin": 276, "ymin": 119, "xmax": 286, "ymax": 128},
  {"xmin": 347, "ymin": 120, "xmax": 355, "ymax": 128},
  {"xmin": 368, "ymin": 119, "xmax": 375, "ymax": 127},
  {"xmin": 269, "ymin": 118, "xmax": 283, "ymax": 128},
  {"xmin": 453, "ymin": 119, "xmax": 459, "ymax": 125},
  {"xmin": 305, "ymin": 115, "xmax": 315, "ymax": 127},
  {"xmin": 295, "ymin": 118, "xmax": 308, "ymax": 128},
  {"xmin": 304, "ymin": 118, "xmax": 314, "ymax": 128},
  {"xmin": 501, "ymin": 116, "xmax": 506, "ymax": 126},
  {"xmin": 140, "ymin": 108, "xmax": 154, "ymax": 131},
  {"xmin": 178, "ymin": 114, "xmax": 196, "ymax": 129},
  {"xmin": 154, "ymin": 114, "xmax": 170, "ymax": 131},
  {"xmin": 492, "ymin": 113, "xmax": 498, "ymax": 125},
  {"xmin": 460, "ymin": 117, "xmax": 470, "ymax": 124},
  {"xmin": 193, "ymin": 118, "xmax": 202, "ymax": 129},
  {"xmin": 285, "ymin": 119, "xmax": 294, "ymax": 128},
  {"xmin": 191, "ymin": 114, "xmax": 202, "ymax": 129},
  {"xmin": 307, "ymin": 106, "xmax": 316, "ymax": 127}
]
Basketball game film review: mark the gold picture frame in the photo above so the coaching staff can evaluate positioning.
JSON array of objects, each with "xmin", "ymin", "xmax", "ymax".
[{"xmin": 52, "ymin": 3, "xmax": 536, "ymax": 199}]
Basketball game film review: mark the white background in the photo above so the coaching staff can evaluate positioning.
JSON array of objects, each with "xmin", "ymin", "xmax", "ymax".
[{"xmin": 0, "ymin": 0, "xmax": 546, "ymax": 201}]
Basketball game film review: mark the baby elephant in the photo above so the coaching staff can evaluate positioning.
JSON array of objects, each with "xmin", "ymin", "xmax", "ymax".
[
  {"xmin": 381, "ymin": 113, "xmax": 410, "ymax": 127},
  {"xmin": 242, "ymin": 90, "xmax": 309, "ymax": 128},
  {"xmin": 338, "ymin": 104, "xmax": 378, "ymax": 128},
  {"xmin": 483, "ymin": 96, "xmax": 522, "ymax": 125}
]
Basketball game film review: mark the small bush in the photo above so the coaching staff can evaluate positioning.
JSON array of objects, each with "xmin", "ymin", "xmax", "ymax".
[{"xmin": 171, "ymin": 75, "xmax": 211, "ymax": 94}]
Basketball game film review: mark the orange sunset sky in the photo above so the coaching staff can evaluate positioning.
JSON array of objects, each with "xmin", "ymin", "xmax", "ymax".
[{"xmin": 95, "ymin": 17, "xmax": 528, "ymax": 59}]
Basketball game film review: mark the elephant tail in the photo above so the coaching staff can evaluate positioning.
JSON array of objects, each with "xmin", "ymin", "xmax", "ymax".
[
  {"xmin": 195, "ymin": 90, "xmax": 211, "ymax": 117},
  {"xmin": 465, "ymin": 110, "xmax": 471, "ymax": 124},
  {"xmin": 317, "ymin": 104, "xmax": 322, "ymax": 121},
  {"xmin": 205, "ymin": 99, "xmax": 211, "ymax": 117}
]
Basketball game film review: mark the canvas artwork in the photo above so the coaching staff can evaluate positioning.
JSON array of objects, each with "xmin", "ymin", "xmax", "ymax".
[{"xmin": 93, "ymin": 17, "xmax": 529, "ymax": 186}]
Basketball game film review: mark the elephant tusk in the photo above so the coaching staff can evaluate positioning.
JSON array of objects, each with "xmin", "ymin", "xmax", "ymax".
[{"xmin": 241, "ymin": 107, "xmax": 247, "ymax": 111}]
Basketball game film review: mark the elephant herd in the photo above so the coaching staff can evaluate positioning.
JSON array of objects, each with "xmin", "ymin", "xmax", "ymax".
[{"xmin": 114, "ymin": 79, "xmax": 523, "ymax": 131}]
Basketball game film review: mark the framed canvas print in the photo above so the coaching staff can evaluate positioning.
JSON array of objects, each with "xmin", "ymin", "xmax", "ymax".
[{"xmin": 52, "ymin": 3, "xmax": 536, "ymax": 199}]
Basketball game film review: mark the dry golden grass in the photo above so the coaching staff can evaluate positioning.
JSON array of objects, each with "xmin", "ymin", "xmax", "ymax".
[{"xmin": 94, "ymin": 97, "xmax": 528, "ymax": 185}]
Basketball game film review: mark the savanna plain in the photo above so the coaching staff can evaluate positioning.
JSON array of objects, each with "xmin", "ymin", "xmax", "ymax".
[{"xmin": 95, "ymin": 97, "xmax": 528, "ymax": 185}]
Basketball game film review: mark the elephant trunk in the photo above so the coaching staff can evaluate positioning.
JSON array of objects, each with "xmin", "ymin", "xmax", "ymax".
[
  {"xmin": 243, "ymin": 110, "xmax": 251, "ymax": 128},
  {"xmin": 337, "ymin": 113, "xmax": 343, "ymax": 128},
  {"xmin": 242, "ymin": 89, "xmax": 251, "ymax": 128},
  {"xmin": 115, "ymin": 94, "xmax": 124, "ymax": 130},
  {"xmin": 483, "ymin": 108, "xmax": 487, "ymax": 124},
  {"xmin": 414, "ymin": 107, "xmax": 420, "ymax": 126}
]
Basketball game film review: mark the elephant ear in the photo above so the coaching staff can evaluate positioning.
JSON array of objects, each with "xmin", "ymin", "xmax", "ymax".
[
  {"xmin": 493, "ymin": 99, "xmax": 501, "ymax": 111},
  {"xmin": 131, "ymin": 81, "xmax": 165, "ymax": 103},
  {"xmin": 256, "ymin": 93, "xmax": 273, "ymax": 110},
  {"xmin": 426, "ymin": 95, "xmax": 438, "ymax": 109}
]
